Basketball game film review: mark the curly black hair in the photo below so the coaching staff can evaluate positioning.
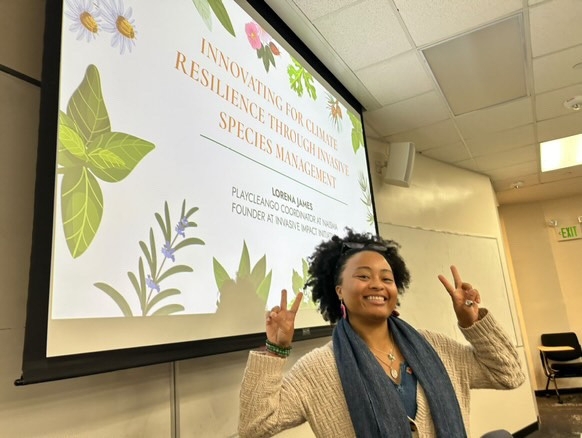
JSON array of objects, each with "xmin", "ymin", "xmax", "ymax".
[{"xmin": 304, "ymin": 228, "xmax": 411, "ymax": 323}]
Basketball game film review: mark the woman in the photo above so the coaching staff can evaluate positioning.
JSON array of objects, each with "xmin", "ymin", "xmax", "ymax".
[{"xmin": 239, "ymin": 229, "xmax": 524, "ymax": 437}]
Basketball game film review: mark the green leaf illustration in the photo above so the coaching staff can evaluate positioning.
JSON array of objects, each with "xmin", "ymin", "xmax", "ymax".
[
  {"xmin": 249, "ymin": 255, "xmax": 267, "ymax": 290},
  {"xmin": 157, "ymin": 265, "xmax": 194, "ymax": 283},
  {"xmin": 67, "ymin": 64, "xmax": 111, "ymax": 144},
  {"xmin": 186, "ymin": 206, "xmax": 199, "ymax": 218},
  {"xmin": 149, "ymin": 228, "xmax": 158, "ymax": 274},
  {"xmin": 256, "ymin": 270, "xmax": 272, "ymax": 302},
  {"xmin": 257, "ymin": 45, "xmax": 276, "ymax": 73},
  {"xmin": 155, "ymin": 212, "xmax": 169, "ymax": 243},
  {"xmin": 59, "ymin": 124, "xmax": 89, "ymax": 161},
  {"xmin": 265, "ymin": 45, "xmax": 276, "ymax": 70},
  {"xmin": 208, "ymin": 0, "xmax": 235, "ymax": 36},
  {"xmin": 164, "ymin": 202, "xmax": 172, "ymax": 241},
  {"xmin": 292, "ymin": 269, "xmax": 303, "ymax": 294},
  {"xmin": 58, "ymin": 65, "xmax": 156, "ymax": 258},
  {"xmin": 58, "ymin": 112, "xmax": 85, "ymax": 167},
  {"xmin": 128, "ymin": 270, "xmax": 145, "ymax": 313},
  {"xmin": 138, "ymin": 257, "xmax": 147, "ymax": 312},
  {"xmin": 192, "ymin": 0, "xmax": 212, "ymax": 30},
  {"xmin": 61, "ymin": 167, "xmax": 103, "ymax": 258},
  {"xmin": 57, "ymin": 111, "xmax": 87, "ymax": 167},
  {"xmin": 349, "ymin": 111, "xmax": 364, "ymax": 154},
  {"xmin": 86, "ymin": 132, "xmax": 154, "ymax": 182},
  {"xmin": 88, "ymin": 147, "xmax": 126, "ymax": 170},
  {"xmin": 213, "ymin": 257, "xmax": 230, "ymax": 292},
  {"xmin": 237, "ymin": 241, "xmax": 251, "ymax": 280},
  {"xmin": 94, "ymin": 283, "xmax": 133, "ymax": 317},
  {"xmin": 174, "ymin": 237, "xmax": 205, "ymax": 251},
  {"xmin": 150, "ymin": 304, "xmax": 184, "ymax": 316},
  {"xmin": 140, "ymin": 240, "xmax": 154, "ymax": 275},
  {"xmin": 146, "ymin": 288, "xmax": 180, "ymax": 314}
]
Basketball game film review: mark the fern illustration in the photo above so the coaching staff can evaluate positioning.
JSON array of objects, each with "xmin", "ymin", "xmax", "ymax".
[
  {"xmin": 358, "ymin": 172, "xmax": 375, "ymax": 226},
  {"xmin": 94, "ymin": 200, "xmax": 204, "ymax": 316},
  {"xmin": 288, "ymin": 57, "xmax": 317, "ymax": 100}
]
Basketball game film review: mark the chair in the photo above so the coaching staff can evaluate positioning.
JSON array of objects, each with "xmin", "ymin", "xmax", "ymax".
[{"xmin": 539, "ymin": 332, "xmax": 582, "ymax": 403}]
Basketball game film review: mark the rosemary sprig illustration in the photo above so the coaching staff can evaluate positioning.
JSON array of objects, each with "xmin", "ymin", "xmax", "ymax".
[{"xmin": 95, "ymin": 200, "xmax": 204, "ymax": 316}]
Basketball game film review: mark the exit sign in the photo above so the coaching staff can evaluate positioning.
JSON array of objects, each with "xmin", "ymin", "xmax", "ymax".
[{"xmin": 556, "ymin": 224, "xmax": 582, "ymax": 241}]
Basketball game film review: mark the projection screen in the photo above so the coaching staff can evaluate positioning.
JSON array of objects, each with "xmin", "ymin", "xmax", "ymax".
[{"xmin": 19, "ymin": 0, "xmax": 378, "ymax": 384}]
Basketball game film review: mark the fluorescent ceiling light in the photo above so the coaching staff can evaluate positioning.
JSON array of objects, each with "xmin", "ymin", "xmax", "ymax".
[{"xmin": 540, "ymin": 133, "xmax": 582, "ymax": 172}]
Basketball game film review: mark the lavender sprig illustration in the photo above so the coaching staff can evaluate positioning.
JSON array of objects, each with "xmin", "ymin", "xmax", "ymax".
[{"xmin": 95, "ymin": 200, "xmax": 204, "ymax": 316}]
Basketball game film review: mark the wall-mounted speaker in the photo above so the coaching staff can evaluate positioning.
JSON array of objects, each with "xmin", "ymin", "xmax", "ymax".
[{"xmin": 382, "ymin": 142, "xmax": 416, "ymax": 187}]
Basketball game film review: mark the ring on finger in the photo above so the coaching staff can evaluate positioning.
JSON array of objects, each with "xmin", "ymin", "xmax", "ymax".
[{"xmin": 464, "ymin": 299, "xmax": 474, "ymax": 307}]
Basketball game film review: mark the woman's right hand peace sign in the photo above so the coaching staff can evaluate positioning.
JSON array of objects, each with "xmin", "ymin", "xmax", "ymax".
[{"xmin": 266, "ymin": 289, "xmax": 303, "ymax": 348}]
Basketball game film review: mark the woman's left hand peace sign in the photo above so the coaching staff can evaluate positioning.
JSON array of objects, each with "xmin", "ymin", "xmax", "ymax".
[{"xmin": 438, "ymin": 265, "xmax": 480, "ymax": 328}]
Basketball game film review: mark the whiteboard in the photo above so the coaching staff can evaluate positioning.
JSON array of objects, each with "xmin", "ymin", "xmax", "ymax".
[{"xmin": 379, "ymin": 223, "xmax": 520, "ymax": 346}]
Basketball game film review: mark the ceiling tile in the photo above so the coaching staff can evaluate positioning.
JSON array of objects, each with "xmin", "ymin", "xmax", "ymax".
[
  {"xmin": 290, "ymin": 0, "xmax": 360, "ymax": 21},
  {"xmin": 313, "ymin": 0, "xmax": 412, "ymax": 70},
  {"xmin": 486, "ymin": 161, "xmax": 539, "ymax": 181},
  {"xmin": 536, "ymin": 111, "xmax": 582, "ymax": 142},
  {"xmin": 355, "ymin": 51, "xmax": 434, "ymax": 106},
  {"xmin": 465, "ymin": 124, "xmax": 536, "ymax": 157},
  {"xmin": 536, "ymin": 84, "xmax": 582, "ymax": 121},
  {"xmin": 423, "ymin": 16, "xmax": 527, "ymax": 115},
  {"xmin": 455, "ymin": 98, "xmax": 533, "ymax": 138},
  {"xmin": 491, "ymin": 172, "xmax": 540, "ymax": 192},
  {"xmin": 383, "ymin": 119, "xmax": 461, "ymax": 151},
  {"xmin": 363, "ymin": 91, "xmax": 450, "ymax": 136},
  {"xmin": 533, "ymin": 44, "xmax": 582, "ymax": 94},
  {"xmin": 529, "ymin": 0, "xmax": 582, "ymax": 57},
  {"xmin": 419, "ymin": 142, "xmax": 471, "ymax": 163},
  {"xmin": 453, "ymin": 158, "xmax": 481, "ymax": 172},
  {"xmin": 394, "ymin": 0, "xmax": 521, "ymax": 46},
  {"xmin": 473, "ymin": 144, "xmax": 537, "ymax": 171}
]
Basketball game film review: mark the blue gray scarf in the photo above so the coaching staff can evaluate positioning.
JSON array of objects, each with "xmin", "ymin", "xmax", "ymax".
[{"xmin": 333, "ymin": 316, "xmax": 467, "ymax": 437}]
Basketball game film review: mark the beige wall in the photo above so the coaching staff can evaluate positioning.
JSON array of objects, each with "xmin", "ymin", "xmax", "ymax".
[
  {"xmin": 499, "ymin": 195, "xmax": 582, "ymax": 390},
  {"xmin": 0, "ymin": 2, "xmax": 538, "ymax": 437}
]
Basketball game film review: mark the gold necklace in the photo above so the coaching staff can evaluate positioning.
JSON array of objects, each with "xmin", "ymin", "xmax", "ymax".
[{"xmin": 370, "ymin": 344, "xmax": 399, "ymax": 380}]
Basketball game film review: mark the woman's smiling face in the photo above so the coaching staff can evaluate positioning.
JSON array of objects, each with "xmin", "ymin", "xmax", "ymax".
[{"xmin": 335, "ymin": 250, "xmax": 398, "ymax": 323}]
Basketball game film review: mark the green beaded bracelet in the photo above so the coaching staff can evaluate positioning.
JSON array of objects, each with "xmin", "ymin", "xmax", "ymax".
[{"xmin": 265, "ymin": 339, "xmax": 292, "ymax": 357}]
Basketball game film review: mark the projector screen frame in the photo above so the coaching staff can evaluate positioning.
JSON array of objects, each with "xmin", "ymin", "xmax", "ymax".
[{"xmin": 18, "ymin": 0, "xmax": 379, "ymax": 385}]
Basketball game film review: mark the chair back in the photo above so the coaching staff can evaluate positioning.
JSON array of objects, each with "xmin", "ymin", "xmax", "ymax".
[{"xmin": 541, "ymin": 332, "xmax": 582, "ymax": 361}]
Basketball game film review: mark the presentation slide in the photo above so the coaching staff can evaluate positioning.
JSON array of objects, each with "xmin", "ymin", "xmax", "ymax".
[{"xmin": 47, "ymin": 0, "xmax": 376, "ymax": 356}]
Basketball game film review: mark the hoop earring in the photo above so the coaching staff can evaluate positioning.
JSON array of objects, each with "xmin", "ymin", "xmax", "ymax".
[{"xmin": 340, "ymin": 299, "xmax": 347, "ymax": 319}]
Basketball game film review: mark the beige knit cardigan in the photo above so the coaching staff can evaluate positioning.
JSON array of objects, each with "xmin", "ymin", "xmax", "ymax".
[{"xmin": 239, "ymin": 310, "xmax": 525, "ymax": 438}]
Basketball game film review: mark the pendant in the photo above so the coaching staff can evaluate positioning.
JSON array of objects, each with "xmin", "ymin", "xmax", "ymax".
[
  {"xmin": 387, "ymin": 352, "xmax": 396, "ymax": 361},
  {"xmin": 390, "ymin": 368, "xmax": 398, "ymax": 379}
]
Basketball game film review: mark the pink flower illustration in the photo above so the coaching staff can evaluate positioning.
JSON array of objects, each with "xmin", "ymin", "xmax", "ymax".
[{"xmin": 245, "ymin": 22, "xmax": 262, "ymax": 50}]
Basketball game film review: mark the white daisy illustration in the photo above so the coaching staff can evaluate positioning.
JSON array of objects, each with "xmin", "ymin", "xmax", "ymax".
[
  {"xmin": 65, "ymin": 0, "xmax": 100, "ymax": 42},
  {"xmin": 99, "ymin": 0, "xmax": 137, "ymax": 54}
]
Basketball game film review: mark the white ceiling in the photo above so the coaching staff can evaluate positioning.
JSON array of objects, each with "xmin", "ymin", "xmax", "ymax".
[{"xmin": 263, "ymin": 0, "xmax": 582, "ymax": 205}]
